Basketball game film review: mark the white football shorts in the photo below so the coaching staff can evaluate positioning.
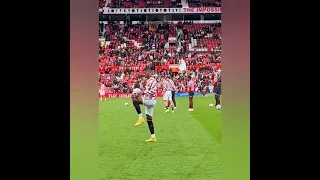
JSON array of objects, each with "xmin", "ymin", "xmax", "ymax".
[
  {"xmin": 162, "ymin": 91, "xmax": 172, "ymax": 101},
  {"xmin": 143, "ymin": 99, "xmax": 157, "ymax": 116}
]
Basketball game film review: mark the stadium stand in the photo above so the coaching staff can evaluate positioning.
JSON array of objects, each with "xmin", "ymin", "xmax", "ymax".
[
  {"xmin": 187, "ymin": 0, "xmax": 221, "ymax": 7},
  {"xmin": 103, "ymin": 0, "xmax": 221, "ymax": 8},
  {"xmin": 99, "ymin": 1, "xmax": 221, "ymax": 94}
]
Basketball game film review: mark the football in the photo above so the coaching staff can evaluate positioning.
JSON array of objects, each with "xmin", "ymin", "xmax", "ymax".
[
  {"xmin": 209, "ymin": 104, "xmax": 214, "ymax": 107},
  {"xmin": 124, "ymin": 103, "xmax": 129, "ymax": 106},
  {"xmin": 216, "ymin": 104, "xmax": 221, "ymax": 110}
]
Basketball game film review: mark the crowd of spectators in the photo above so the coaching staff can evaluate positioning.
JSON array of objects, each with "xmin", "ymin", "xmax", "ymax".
[
  {"xmin": 99, "ymin": 21, "xmax": 222, "ymax": 94},
  {"xmin": 187, "ymin": 0, "xmax": 221, "ymax": 7},
  {"xmin": 107, "ymin": 0, "xmax": 182, "ymax": 8}
]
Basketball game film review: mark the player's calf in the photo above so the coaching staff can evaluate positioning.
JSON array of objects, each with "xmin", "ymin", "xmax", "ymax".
[
  {"xmin": 145, "ymin": 114, "xmax": 156, "ymax": 142},
  {"xmin": 132, "ymin": 99, "xmax": 143, "ymax": 119},
  {"xmin": 163, "ymin": 100, "xmax": 169, "ymax": 109}
]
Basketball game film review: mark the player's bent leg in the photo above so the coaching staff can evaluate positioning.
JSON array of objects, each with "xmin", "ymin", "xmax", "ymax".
[
  {"xmin": 133, "ymin": 98, "xmax": 144, "ymax": 127},
  {"xmin": 132, "ymin": 99, "xmax": 142, "ymax": 115}
]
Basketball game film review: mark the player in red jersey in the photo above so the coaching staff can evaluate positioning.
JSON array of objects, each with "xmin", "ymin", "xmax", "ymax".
[
  {"xmin": 99, "ymin": 82, "xmax": 107, "ymax": 102},
  {"xmin": 187, "ymin": 76, "xmax": 196, "ymax": 111},
  {"xmin": 132, "ymin": 69, "xmax": 158, "ymax": 142}
]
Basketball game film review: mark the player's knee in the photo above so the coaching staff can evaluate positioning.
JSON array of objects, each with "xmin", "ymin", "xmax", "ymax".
[{"xmin": 137, "ymin": 97, "xmax": 143, "ymax": 104}]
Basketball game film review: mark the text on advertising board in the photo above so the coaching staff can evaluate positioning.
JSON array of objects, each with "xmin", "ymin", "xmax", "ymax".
[{"xmin": 183, "ymin": 7, "xmax": 221, "ymax": 13}]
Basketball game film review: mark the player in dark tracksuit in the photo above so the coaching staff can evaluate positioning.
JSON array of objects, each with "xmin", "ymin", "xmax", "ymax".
[
  {"xmin": 214, "ymin": 80, "xmax": 221, "ymax": 108},
  {"xmin": 188, "ymin": 76, "xmax": 196, "ymax": 111}
]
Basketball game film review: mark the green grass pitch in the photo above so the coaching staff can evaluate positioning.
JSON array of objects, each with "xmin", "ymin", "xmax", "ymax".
[{"xmin": 99, "ymin": 95, "xmax": 221, "ymax": 180}]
